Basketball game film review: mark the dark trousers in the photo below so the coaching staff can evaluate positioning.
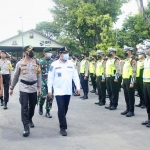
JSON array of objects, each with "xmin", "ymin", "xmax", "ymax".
[
  {"xmin": 106, "ymin": 76, "xmax": 119, "ymax": 107},
  {"xmin": 55, "ymin": 95, "xmax": 71, "ymax": 129},
  {"xmin": 72, "ymin": 80, "xmax": 76, "ymax": 93},
  {"xmin": 19, "ymin": 92, "xmax": 37, "ymax": 124},
  {"xmin": 2, "ymin": 74, "xmax": 10, "ymax": 102},
  {"xmin": 97, "ymin": 76, "xmax": 106, "ymax": 103},
  {"xmin": 90, "ymin": 73, "xmax": 97, "ymax": 91},
  {"xmin": 80, "ymin": 74, "xmax": 89, "ymax": 93},
  {"xmin": 136, "ymin": 77, "xmax": 145, "ymax": 105},
  {"xmin": 123, "ymin": 79, "xmax": 135, "ymax": 112},
  {"xmin": 143, "ymin": 83, "xmax": 150, "ymax": 114},
  {"xmin": 118, "ymin": 75, "xmax": 122, "ymax": 90}
]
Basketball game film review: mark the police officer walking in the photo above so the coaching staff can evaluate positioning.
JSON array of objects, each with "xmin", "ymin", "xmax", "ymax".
[
  {"xmin": 38, "ymin": 47, "xmax": 53, "ymax": 118},
  {"xmin": 95, "ymin": 51, "xmax": 106, "ymax": 106},
  {"xmin": 0, "ymin": 50, "xmax": 12, "ymax": 109},
  {"xmin": 135, "ymin": 49, "xmax": 146, "ymax": 108},
  {"xmin": 105, "ymin": 48, "xmax": 120, "ymax": 110},
  {"xmin": 121, "ymin": 46, "xmax": 137, "ymax": 117},
  {"xmin": 80, "ymin": 53, "xmax": 89, "ymax": 100},
  {"xmin": 48, "ymin": 47, "xmax": 80, "ymax": 136},
  {"xmin": 142, "ymin": 42, "xmax": 150, "ymax": 127},
  {"xmin": 10, "ymin": 45, "xmax": 41, "ymax": 137}
]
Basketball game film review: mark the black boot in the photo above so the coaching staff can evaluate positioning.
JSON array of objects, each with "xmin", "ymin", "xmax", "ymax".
[
  {"xmin": 141, "ymin": 104, "xmax": 146, "ymax": 109},
  {"xmin": 99, "ymin": 102, "xmax": 105, "ymax": 106},
  {"xmin": 38, "ymin": 106, "xmax": 43, "ymax": 115},
  {"xmin": 90, "ymin": 89, "xmax": 96, "ymax": 93},
  {"xmin": 3, "ymin": 101, "xmax": 7, "ymax": 109},
  {"xmin": 45, "ymin": 110, "xmax": 52, "ymax": 118},
  {"xmin": 126, "ymin": 111, "xmax": 135, "ymax": 117},
  {"xmin": 121, "ymin": 110, "xmax": 128, "ymax": 115},
  {"xmin": 23, "ymin": 123, "xmax": 30, "ymax": 137},
  {"xmin": 0, "ymin": 97, "xmax": 3, "ymax": 106},
  {"xmin": 135, "ymin": 103, "xmax": 142, "ymax": 107},
  {"xmin": 29, "ymin": 120, "xmax": 34, "ymax": 128},
  {"xmin": 105, "ymin": 105, "xmax": 111, "ymax": 109},
  {"xmin": 82, "ymin": 93, "xmax": 88, "ymax": 100}
]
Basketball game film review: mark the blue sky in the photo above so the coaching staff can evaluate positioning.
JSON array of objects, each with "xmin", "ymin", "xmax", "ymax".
[{"xmin": 0, "ymin": 0, "xmax": 148, "ymax": 41}]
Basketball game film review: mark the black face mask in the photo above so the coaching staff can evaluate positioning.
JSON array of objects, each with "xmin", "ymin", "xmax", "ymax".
[
  {"xmin": 73, "ymin": 57, "xmax": 75, "ymax": 60},
  {"xmin": 124, "ymin": 52, "xmax": 128, "ymax": 57},
  {"xmin": 107, "ymin": 53, "xmax": 112, "ymax": 57},
  {"xmin": 26, "ymin": 51, "xmax": 34, "ymax": 58}
]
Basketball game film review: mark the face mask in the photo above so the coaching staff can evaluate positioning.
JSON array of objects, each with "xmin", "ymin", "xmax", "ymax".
[
  {"xmin": 145, "ymin": 50, "xmax": 150, "ymax": 56},
  {"xmin": 26, "ymin": 51, "xmax": 34, "ymax": 58},
  {"xmin": 73, "ymin": 57, "xmax": 75, "ymax": 60},
  {"xmin": 107, "ymin": 53, "xmax": 112, "ymax": 57},
  {"xmin": 138, "ymin": 55, "xmax": 142, "ymax": 59},
  {"xmin": 124, "ymin": 52, "xmax": 128, "ymax": 57},
  {"xmin": 63, "ymin": 53, "xmax": 69, "ymax": 60},
  {"xmin": 46, "ymin": 53, "xmax": 52, "ymax": 59}
]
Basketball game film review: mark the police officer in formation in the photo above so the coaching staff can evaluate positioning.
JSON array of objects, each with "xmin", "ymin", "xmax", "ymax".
[
  {"xmin": 0, "ymin": 50, "xmax": 12, "ymax": 109},
  {"xmin": 38, "ymin": 47, "xmax": 53, "ymax": 118},
  {"xmin": 105, "ymin": 48, "xmax": 120, "ymax": 110},
  {"xmin": 95, "ymin": 50, "xmax": 106, "ymax": 106},
  {"xmin": 10, "ymin": 45, "xmax": 41, "ymax": 137},
  {"xmin": 89, "ymin": 55, "xmax": 97, "ymax": 93},
  {"xmin": 80, "ymin": 52, "xmax": 89, "ymax": 100},
  {"xmin": 121, "ymin": 47, "xmax": 137, "ymax": 117}
]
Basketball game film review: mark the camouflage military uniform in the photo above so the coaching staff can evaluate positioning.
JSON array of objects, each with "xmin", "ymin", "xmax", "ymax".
[{"xmin": 38, "ymin": 58, "xmax": 53, "ymax": 111}]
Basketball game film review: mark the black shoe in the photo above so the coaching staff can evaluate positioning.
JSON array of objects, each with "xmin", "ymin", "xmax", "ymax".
[
  {"xmin": 141, "ymin": 120, "xmax": 150, "ymax": 125},
  {"xmin": 105, "ymin": 105, "xmax": 111, "ymax": 109},
  {"xmin": 126, "ymin": 112, "xmax": 134, "ymax": 117},
  {"xmin": 38, "ymin": 106, "xmax": 43, "ymax": 115},
  {"xmin": 90, "ymin": 90, "xmax": 95, "ymax": 93},
  {"xmin": 3, "ymin": 102, "xmax": 7, "ymax": 109},
  {"xmin": 29, "ymin": 120, "xmax": 34, "ymax": 128},
  {"xmin": 45, "ymin": 110, "xmax": 52, "ymax": 118},
  {"xmin": 60, "ymin": 129, "xmax": 67, "ymax": 136},
  {"xmin": 135, "ymin": 103, "xmax": 142, "ymax": 107},
  {"xmin": 109, "ymin": 106, "xmax": 117, "ymax": 110},
  {"xmin": 99, "ymin": 102, "xmax": 105, "ymax": 106},
  {"xmin": 23, "ymin": 123, "xmax": 30, "ymax": 137},
  {"xmin": 73, "ymin": 93, "xmax": 80, "ymax": 96},
  {"xmin": 121, "ymin": 110, "xmax": 128, "ymax": 115},
  {"xmin": 146, "ymin": 123, "xmax": 150, "ymax": 128},
  {"xmin": 141, "ymin": 105, "xmax": 146, "ymax": 109},
  {"xmin": 95, "ymin": 92, "xmax": 98, "ymax": 95},
  {"xmin": 82, "ymin": 96, "xmax": 88, "ymax": 100},
  {"xmin": 95, "ymin": 102, "xmax": 99, "ymax": 105},
  {"xmin": 80, "ymin": 96, "xmax": 84, "ymax": 99}
]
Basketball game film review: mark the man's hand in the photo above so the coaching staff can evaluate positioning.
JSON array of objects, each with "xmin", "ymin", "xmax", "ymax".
[
  {"xmin": 101, "ymin": 80, "xmax": 105, "ymax": 82},
  {"xmin": 130, "ymin": 84, "xmax": 134, "ymax": 88},
  {"xmin": 10, "ymin": 90, "xmax": 13, "ymax": 96},
  {"xmin": 114, "ymin": 79, "xmax": 118, "ymax": 82},
  {"xmin": 48, "ymin": 92, "xmax": 53, "ymax": 98},
  {"xmin": 76, "ymin": 89, "xmax": 80, "ymax": 95},
  {"xmin": 84, "ymin": 76, "xmax": 87, "ymax": 80},
  {"xmin": 38, "ymin": 91, "xmax": 41, "ymax": 96}
]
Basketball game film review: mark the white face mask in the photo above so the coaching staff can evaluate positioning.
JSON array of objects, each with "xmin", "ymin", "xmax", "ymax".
[
  {"xmin": 138, "ymin": 55, "xmax": 142, "ymax": 59},
  {"xmin": 46, "ymin": 53, "xmax": 52, "ymax": 59},
  {"xmin": 63, "ymin": 53, "xmax": 69, "ymax": 60}
]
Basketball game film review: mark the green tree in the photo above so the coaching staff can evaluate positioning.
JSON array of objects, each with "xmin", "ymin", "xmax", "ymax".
[{"xmin": 35, "ymin": 21, "xmax": 60, "ymax": 39}]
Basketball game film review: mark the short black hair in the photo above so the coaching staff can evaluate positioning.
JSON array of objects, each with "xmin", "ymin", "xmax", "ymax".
[{"xmin": 82, "ymin": 52, "xmax": 87, "ymax": 57}]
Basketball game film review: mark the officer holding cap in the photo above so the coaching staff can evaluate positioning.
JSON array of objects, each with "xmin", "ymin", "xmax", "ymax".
[
  {"xmin": 0, "ymin": 50, "xmax": 12, "ymax": 109},
  {"xmin": 9, "ymin": 45, "xmax": 41, "ymax": 137},
  {"xmin": 38, "ymin": 47, "xmax": 53, "ymax": 118},
  {"xmin": 105, "ymin": 48, "xmax": 120, "ymax": 110},
  {"xmin": 121, "ymin": 46, "xmax": 137, "ymax": 117},
  {"xmin": 48, "ymin": 47, "xmax": 80, "ymax": 136}
]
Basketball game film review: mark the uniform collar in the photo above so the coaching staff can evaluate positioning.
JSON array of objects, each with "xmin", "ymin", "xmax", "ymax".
[{"xmin": 59, "ymin": 59, "xmax": 69, "ymax": 63}]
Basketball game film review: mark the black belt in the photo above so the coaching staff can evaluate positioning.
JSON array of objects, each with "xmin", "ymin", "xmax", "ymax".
[{"xmin": 20, "ymin": 79, "xmax": 37, "ymax": 85}]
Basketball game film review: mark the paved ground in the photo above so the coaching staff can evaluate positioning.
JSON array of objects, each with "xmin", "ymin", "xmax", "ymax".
[{"xmin": 0, "ymin": 83, "xmax": 150, "ymax": 150}]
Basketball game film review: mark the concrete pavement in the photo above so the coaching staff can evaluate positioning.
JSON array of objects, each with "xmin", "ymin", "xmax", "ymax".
[{"xmin": 0, "ymin": 84, "xmax": 150, "ymax": 150}]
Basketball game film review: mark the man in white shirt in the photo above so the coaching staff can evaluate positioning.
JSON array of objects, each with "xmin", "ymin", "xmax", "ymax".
[{"xmin": 48, "ymin": 47, "xmax": 80, "ymax": 136}]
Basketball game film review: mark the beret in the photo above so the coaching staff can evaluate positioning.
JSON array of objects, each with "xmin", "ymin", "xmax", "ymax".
[
  {"xmin": 23, "ymin": 45, "xmax": 35, "ymax": 52},
  {"xmin": 43, "ymin": 47, "xmax": 52, "ymax": 52},
  {"xmin": 58, "ymin": 47, "xmax": 68, "ymax": 53}
]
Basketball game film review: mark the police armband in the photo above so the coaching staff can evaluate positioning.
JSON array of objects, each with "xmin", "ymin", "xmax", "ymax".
[{"xmin": 130, "ymin": 77, "xmax": 136, "ymax": 84}]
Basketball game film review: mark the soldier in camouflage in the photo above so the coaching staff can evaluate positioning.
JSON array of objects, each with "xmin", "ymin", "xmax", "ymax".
[{"xmin": 38, "ymin": 47, "xmax": 53, "ymax": 118}]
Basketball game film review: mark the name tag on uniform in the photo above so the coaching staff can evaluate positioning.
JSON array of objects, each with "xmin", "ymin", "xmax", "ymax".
[{"xmin": 58, "ymin": 73, "xmax": 61, "ymax": 77}]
